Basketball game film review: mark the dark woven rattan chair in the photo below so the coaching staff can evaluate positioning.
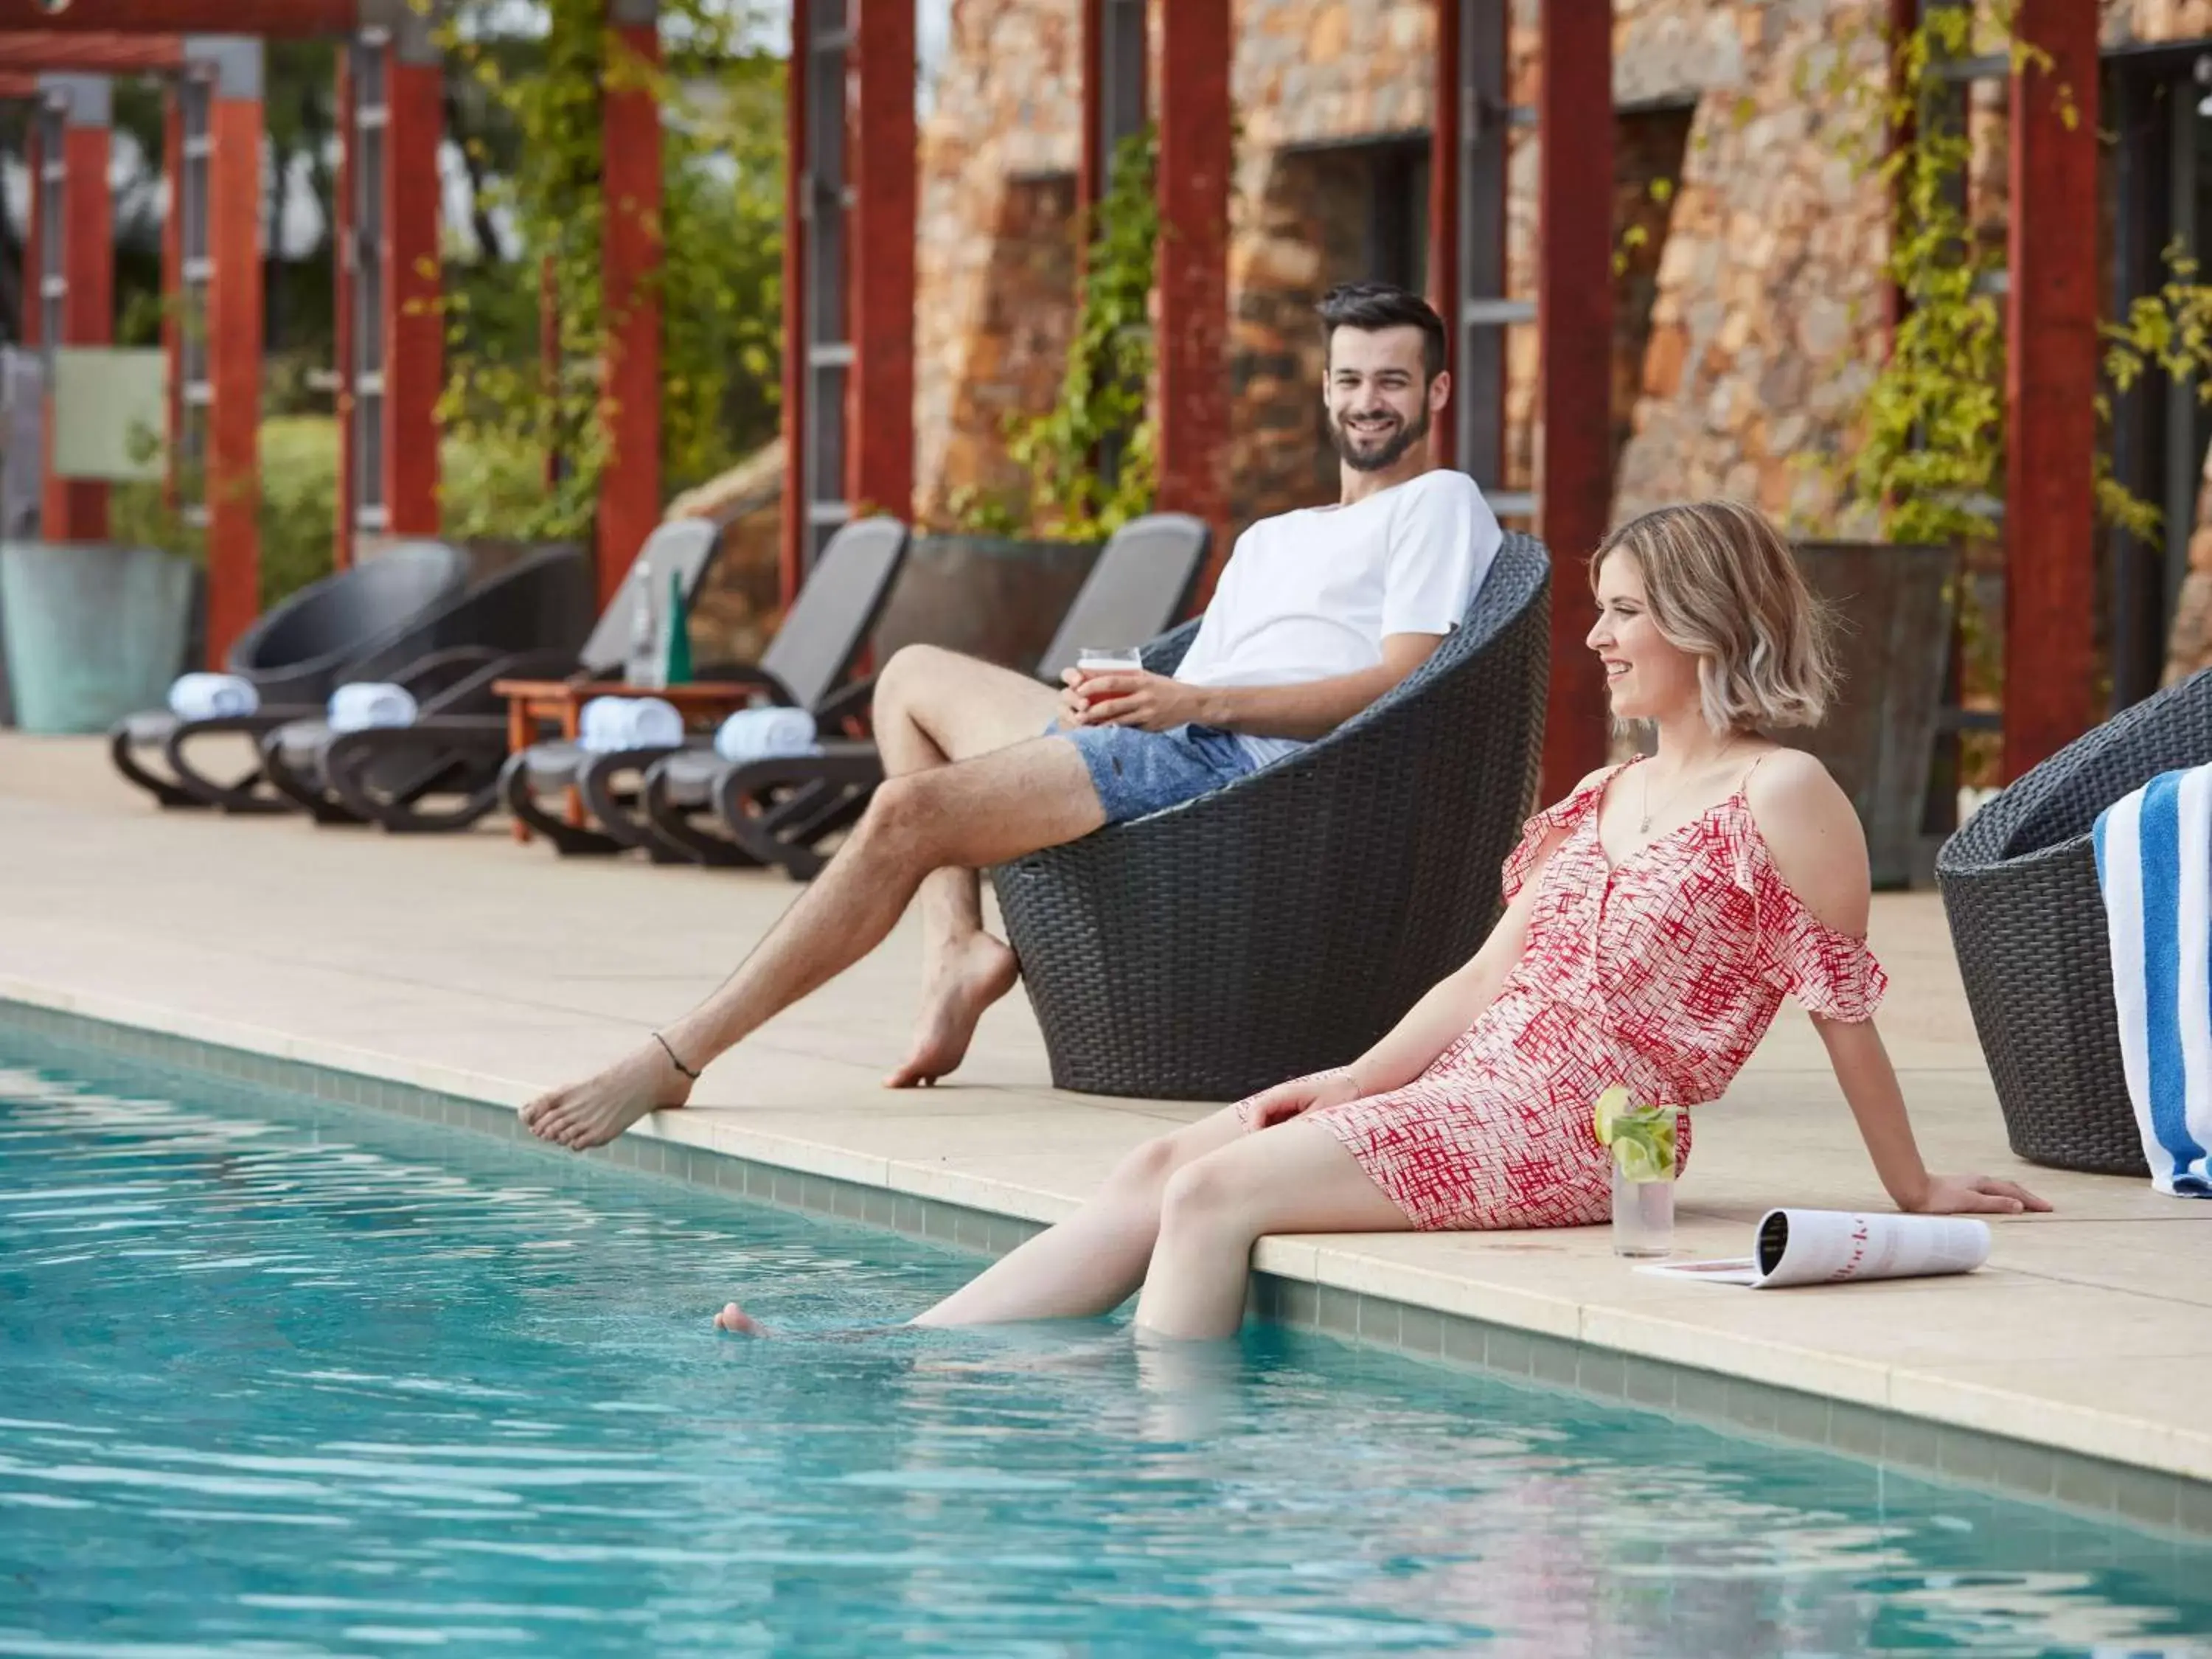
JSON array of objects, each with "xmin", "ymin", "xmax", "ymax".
[
  {"xmin": 1935, "ymin": 667, "xmax": 2212, "ymax": 1175},
  {"xmin": 988, "ymin": 529, "xmax": 1551, "ymax": 1102}
]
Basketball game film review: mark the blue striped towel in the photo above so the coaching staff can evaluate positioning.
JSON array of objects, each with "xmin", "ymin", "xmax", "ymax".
[{"xmin": 2093, "ymin": 765, "xmax": 2212, "ymax": 1196}]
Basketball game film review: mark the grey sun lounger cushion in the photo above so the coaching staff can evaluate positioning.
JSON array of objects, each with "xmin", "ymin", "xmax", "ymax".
[
  {"xmin": 503, "ymin": 516, "xmax": 911, "ymax": 859},
  {"xmin": 108, "ymin": 540, "xmax": 473, "ymax": 812},
  {"xmin": 636, "ymin": 513, "xmax": 1212, "ymax": 879},
  {"xmin": 988, "ymin": 529, "xmax": 1551, "ymax": 1102}
]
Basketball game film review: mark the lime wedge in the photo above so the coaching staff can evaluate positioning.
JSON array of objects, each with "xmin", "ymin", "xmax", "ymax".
[
  {"xmin": 1613, "ymin": 1135, "xmax": 1669, "ymax": 1183},
  {"xmin": 1609, "ymin": 1108, "xmax": 1677, "ymax": 1183},
  {"xmin": 1592, "ymin": 1085, "xmax": 1632, "ymax": 1147}
]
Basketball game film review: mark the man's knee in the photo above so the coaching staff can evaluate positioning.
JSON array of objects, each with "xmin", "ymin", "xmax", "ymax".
[{"xmin": 876, "ymin": 644, "xmax": 962, "ymax": 717}]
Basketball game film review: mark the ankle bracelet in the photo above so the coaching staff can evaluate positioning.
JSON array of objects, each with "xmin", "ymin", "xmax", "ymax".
[{"xmin": 652, "ymin": 1031, "xmax": 701, "ymax": 1081}]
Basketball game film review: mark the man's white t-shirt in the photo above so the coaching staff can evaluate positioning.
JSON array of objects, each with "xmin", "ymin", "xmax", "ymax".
[{"xmin": 1172, "ymin": 468, "xmax": 1501, "ymax": 768}]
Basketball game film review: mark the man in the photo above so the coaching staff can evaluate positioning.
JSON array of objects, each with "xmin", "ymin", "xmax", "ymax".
[{"xmin": 524, "ymin": 280, "xmax": 1503, "ymax": 1149}]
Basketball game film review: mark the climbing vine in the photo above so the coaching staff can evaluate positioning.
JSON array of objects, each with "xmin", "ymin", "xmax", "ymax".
[
  {"xmin": 432, "ymin": 0, "xmax": 782, "ymax": 543},
  {"xmin": 1829, "ymin": 2, "xmax": 2212, "ymax": 550},
  {"xmin": 953, "ymin": 125, "xmax": 1159, "ymax": 542}
]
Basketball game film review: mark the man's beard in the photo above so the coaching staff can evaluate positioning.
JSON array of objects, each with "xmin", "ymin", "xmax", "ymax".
[{"xmin": 1328, "ymin": 403, "xmax": 1431, "ymax": 473}]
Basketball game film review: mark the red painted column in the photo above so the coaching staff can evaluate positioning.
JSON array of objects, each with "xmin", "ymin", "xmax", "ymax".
[
  {"xmin": 1427, "ymin": 0, "xmax": 1461, "ymax": 467},
  {"xmin": 1157, "ymin": 0, "xmax": 1232, "ymax": 588},
  {"xmin": 332, "ymin": 49, "xmax": 355, "ymax": 568},
  {"xmin": 385, "ymin": 40, "xmax": 442, "ymax": 538},
  {"xmin": 205, "ymin": 65, "xmax": 265, "ymax": 663},
  {"xmin": 49, "ymin": 86, "xmax": 114, "ymax": 540},
  {"xmin": 1079, "ymin": 0, "xmax": 1107, "ymax": 219},
  {"xmin": 38, "ymin": 78, "xmax": 114, "ymax": 543},
  {"xmin": 777, "ymin": 0, "xmax": 807, "ymax": 606},
  {"xmin": 849, "ymin": 0, "xmax": 914, "ymax": 526},
  {"xmin": 2003, "ymin": 0, "xmax": 2099, "ymax": 778},
  {"xmin": 1535, "ymin": 0, "xmax": 1613, "ymax": 799},
  {"xmin": 598, "ymin": 0, "xmax": 662, "ymax": 606}
]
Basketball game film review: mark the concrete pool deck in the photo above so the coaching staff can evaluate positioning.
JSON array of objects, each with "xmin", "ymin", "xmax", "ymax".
[{"xmin": 3, "ymin": 731, "xmax": 2208, "ymax": 1522}]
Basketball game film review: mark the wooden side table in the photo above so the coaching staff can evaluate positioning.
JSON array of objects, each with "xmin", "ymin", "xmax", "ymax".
[{"xmin": 492, "ymin": 679, "xmax": 765, "ymax": 842}]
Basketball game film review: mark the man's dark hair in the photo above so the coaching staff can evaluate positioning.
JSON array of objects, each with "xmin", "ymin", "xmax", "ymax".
[{"xmin": 1316, "ymin": 281, "xmax": 1448, "ymax": 381}]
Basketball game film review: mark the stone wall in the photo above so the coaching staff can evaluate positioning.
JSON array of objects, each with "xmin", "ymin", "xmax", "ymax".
[{"xmin": 905, "ymin": 0, "xmax": 2212, "ymax": 672}]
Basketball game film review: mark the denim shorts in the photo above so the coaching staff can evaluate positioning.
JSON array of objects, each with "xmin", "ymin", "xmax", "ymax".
[{"xmin": 1049, "ymin": 722, "xmax": 1258, "ymax": 824}]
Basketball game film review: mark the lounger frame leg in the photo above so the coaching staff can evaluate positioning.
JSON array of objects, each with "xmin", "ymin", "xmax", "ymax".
[
  {"xmin": 496, "ymin": 748, "xmax": 629, "ymax": 856},
  {"xmin": 714, "ymin": 751, "xmax": 886, "ymax": 881},
  {"xmin": 108, "ymin": 725, "xmax": 206, "ymax": 810}
]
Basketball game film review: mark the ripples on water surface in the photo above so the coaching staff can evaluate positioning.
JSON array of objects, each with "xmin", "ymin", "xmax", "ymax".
[{"xmin": 1, "ymin": 1051, "xmax": 2208, "ymax": 1658}]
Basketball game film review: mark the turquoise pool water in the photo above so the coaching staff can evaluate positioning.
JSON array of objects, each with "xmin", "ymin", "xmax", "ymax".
[{"xmin": 2, "ymin": 1053, "xmax": 2210, "ymax": 1658}]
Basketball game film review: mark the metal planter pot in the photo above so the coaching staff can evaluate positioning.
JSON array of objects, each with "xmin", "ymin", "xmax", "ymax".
[
  {"xmin": 1793, "ymin": 540, "xmax": 1958, "ymax": 889},
  {"xmin": 0, "ymin": 540, "xmax": 200, "ymax": 734}
]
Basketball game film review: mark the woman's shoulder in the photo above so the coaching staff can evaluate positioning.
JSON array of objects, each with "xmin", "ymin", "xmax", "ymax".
[{"xmin": 1739, "ymin": 745, "xmax": 1869, "ymax": 931}]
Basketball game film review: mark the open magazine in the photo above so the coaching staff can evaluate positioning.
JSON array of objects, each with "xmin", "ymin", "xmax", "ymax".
[{"xmin": 1634, "ymin": 1208, "xmax": 1992, "ymax": 1289}]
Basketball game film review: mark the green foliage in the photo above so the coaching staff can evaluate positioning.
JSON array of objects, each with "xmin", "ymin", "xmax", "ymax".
[
  {"xmin": 434, "ymin": 0, "xmax": 783, "ymax": 544},
  {"xmin": 256, "ymin": 417, "xmax": 342, "ymax": 608},
  {"xmin": 108, "ymin": 416, "xmax": 341, "ymax": 611},
  {"xmin": 952, "ymin": 126, "xmax": 1160, "ymax": 543},
  {"xmin": 1838, "ymin": 3, "xmax": 2212, "ymax": 552},
  {"xmin": 1839, "ymin": 3, "xmax": 2008, "ymax": 546}
]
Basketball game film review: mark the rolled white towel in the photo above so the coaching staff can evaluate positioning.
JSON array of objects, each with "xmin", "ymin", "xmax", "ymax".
[
  {"xmin": 579, "ymin": 695, "xmax": 684, "ymax": 753},
  {"xmin": 167, "ymin": 672, "xmax": 259, "ymax": 720},
  {"xmin": 714, "ymin": 706, "xmax": 820, "ymax": 763},
  {"xmin": 327, "ymin": 681, "xmax": 420, "ymax": 734},
  {"xmin": 577, "ymin": 695, "xmax": 630, "ymax": 752}
]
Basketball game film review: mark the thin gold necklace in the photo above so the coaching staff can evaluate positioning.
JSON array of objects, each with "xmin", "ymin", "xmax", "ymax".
[{"xmin": 1638, "ymin": 739, "xmax": 1739, "ymax": 836}]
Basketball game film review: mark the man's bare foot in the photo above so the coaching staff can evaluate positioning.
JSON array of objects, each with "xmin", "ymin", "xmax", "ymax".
[
  {"xmin": 521, "ymin": 1043, "xmax": 694, "ymax": 1150},
  {"xmin": 714, "ymin": 1302, "xmax": 766, "ymax": 1335},
  {"xmin": 887, "ymin": 933, "xmax": 1018, "ymax": 1088}
]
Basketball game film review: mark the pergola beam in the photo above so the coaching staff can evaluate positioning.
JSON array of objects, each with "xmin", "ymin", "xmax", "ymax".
[
  {"xmin": 1534, "ymin": 0, "xmax": 1613, "ymax": 796},
  {"xmin": 336, "ymin": 9, "xmax": 445, "ymax": 565},
  {"xmin": 849, "ymin": 0, "xmax": 914, "ymax": 543},
  {"xmin": 0, "ymin": 34, "xmax": 184, "ymax": 71},
  {"xmin": 1156, "ymin": 0, "xmax": 1232, "ymax": 584},
  {"xmin": 599, "ymin": 0, "xmax": 663, "ymax": 603},
  {"xmin": 2002, "ymin": 0, "xmax": 2099, "ymax": 778},
  {"xmin": 35, "ymin": 72, "xmax": 114, "ymax": 542},
  {"xmin": 0, "ymin": 1, "xmax": 356, "ymax": 35},
  {"xmin": 189, "ymin": 37, "xmax": 267, "ymax": 664},
  {"xmin": 781, "ymin": 0, "xmax": 914, "ymax": 602}
]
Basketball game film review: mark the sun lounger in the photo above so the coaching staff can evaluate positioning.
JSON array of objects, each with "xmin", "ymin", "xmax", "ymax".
[
  {"xmin": 254, "ymin": 545, "xmax": 597, "ymax": 827},
  {"xmin": 636, "ymin": 512, "xmax": 1210, "ymax": 877},
  {"xmin": 108, "ymin": 540, "xmax": 470, "ymax": 813},
  {"xmin": 262, "ymin": 520, "xmax": 720, "ymax": 834},
  {"xmin": 500, "ymin": 515, "xmax": 912, "ymax": 858}
]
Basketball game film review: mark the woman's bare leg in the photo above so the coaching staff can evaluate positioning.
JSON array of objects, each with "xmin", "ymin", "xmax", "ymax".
[
  {"xmin": 907, "ymin": 1107, "xmax": 1248, "ymax": 1327},
  {"xmin": 1133, "ymin": 1119, "xmax": 1413, "ymax": 1340}
]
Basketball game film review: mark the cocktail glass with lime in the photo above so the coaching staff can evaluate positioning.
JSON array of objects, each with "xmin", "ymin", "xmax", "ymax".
[{"xmin": 1594, "ymin": 1085, "xmax": 1677, "ymax": 1259}]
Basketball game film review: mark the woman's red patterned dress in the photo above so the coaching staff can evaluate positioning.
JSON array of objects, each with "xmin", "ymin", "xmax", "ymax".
[{"xmin": 1259, "ymin": 759, "xmax": 1888, "ymax": 1231}]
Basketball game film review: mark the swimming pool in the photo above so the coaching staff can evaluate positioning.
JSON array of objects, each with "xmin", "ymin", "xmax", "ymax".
[{"xmin": 3, "ymin": 1051, "xmax": 2209, "ymax": 1657}]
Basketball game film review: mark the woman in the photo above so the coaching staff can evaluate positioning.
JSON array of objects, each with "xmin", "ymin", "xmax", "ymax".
[{"xmin": 716, "ymin": 499, "xmax": 2048, "ymax": 1340}]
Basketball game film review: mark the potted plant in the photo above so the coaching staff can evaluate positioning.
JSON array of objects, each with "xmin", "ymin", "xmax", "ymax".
[{"xmin": 0, "ymin": 417, "xmax": 198, "ymax": 735}]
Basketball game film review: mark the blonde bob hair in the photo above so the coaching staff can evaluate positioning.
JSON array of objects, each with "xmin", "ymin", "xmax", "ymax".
[{"xmin": 1591, "ymin": 499, "xmax": 1836, "ymax": 734}]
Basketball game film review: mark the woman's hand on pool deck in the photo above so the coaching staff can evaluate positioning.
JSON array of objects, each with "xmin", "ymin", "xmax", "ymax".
[
  {"xmin": 520, "ymin": 1040, "xmax": 695, "ymax": 1150},
  {"xmin": 1244, "ymin": 1068, "xmax": 1362, "ymax": 1131},
  {"xmin": 1898, "ymin": 1171, "xmax": 2053, "ymax": 1217}
]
